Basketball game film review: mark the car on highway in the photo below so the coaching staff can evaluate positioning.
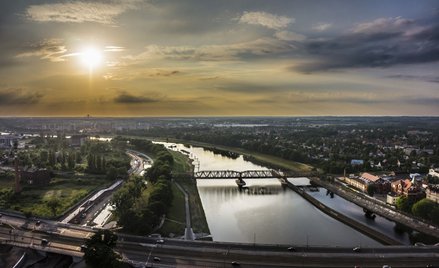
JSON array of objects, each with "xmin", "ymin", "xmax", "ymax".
[
  {"xmin": 41, "ymin": 239, "xmax": 49, "ymax": 246},
  {"xmin": 287, "ymin": 247, "xmax": 296, "ymax": 251},
  {"xmin": 231, "ymin": 261, "xmax": 240, "ymax": 266},
  {"xmin": 153, "ymin": 257, "xmax": 161, "ymax": 262},
  {"xmin": 156, "ymin": 239, "xmax": 164, "ymax": 244},
  {"xmin": 80, "ymin": 244, "xmax": 88, "ymax": 252},
  {"xmin": 353, "ymin": 247, "xmax": 361, "ymax": 252}
]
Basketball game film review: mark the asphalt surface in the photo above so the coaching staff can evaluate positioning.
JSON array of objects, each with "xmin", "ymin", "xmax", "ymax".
[{"xmin": 1, "ymin": 219, "xmax": 438, "ymax": 268}]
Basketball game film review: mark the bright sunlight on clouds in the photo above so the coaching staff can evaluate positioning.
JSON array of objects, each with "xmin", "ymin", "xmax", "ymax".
[{"xmin": 0, "ymin": 0, "xmax": 438, "ymax": 116}]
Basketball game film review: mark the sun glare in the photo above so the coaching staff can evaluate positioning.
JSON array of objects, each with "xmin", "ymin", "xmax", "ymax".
[{"xmin": 80, "ymin": 47, "xmax": 102, "ymax": 71}]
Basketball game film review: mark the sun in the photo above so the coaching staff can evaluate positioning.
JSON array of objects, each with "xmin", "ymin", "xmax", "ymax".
[{"xmin": 80, "ymin": 47, "xmax": 103, "ymax": 71}]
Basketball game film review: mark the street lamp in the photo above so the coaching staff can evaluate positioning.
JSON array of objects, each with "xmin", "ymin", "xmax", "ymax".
[{"xmin": 145, "ymin": 243, "xmax": 155, "ymax": 268}]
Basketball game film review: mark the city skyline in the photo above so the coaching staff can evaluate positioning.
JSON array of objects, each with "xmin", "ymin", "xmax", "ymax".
[{"xmin": 1, "ymin": 0, "xmax": 438, "ymax": 116}]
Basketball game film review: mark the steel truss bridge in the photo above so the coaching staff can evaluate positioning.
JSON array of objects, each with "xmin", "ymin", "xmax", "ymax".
[{"xmin": 193, "ymin": 169, "xmax": 313, "ymax": 180}]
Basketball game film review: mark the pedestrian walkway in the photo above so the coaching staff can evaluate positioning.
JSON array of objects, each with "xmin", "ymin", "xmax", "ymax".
[{"xmin": 174, "ymin": 181, "xmax": 195, "ymax": 240}]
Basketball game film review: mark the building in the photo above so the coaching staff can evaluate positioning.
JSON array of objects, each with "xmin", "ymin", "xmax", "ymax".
[
  {"xmin": 344, "ymin": 176, "xmax": 368, "ymax": 192},
  {"xmin": 386, "ymin": 192, "xmax": 398, "ymax": 205},
  {"xmin": 0, "ymin": 135, "xmax": 19, "ymax": 149},
  {"xmin": 70, "ymin": 135, "xmax": 88, "ymax": 147},
  {"xmin": 350, "ymin": 159, "xmax": 364, "ymax": 166},
  {"xmin": 391, "ymin": 178, "xmax": 425, "ymax": 201},
  {"xmin": 20, "ymin": 167, "xmax": 51, "ymax": 186},
  {"xmin": 429, "ymin": 169, "xmax": 439, "ymax": 178},
  {"xmin": 360, "ymin": 172, "xmax": 381, "ymax": 184},
  {"xmin": 426, "ymin": 185, "xmax": 439, "ymax": 203},
  {"xmin": 343, "ymin": 173, "xmax": 386, "ymax": 193}
]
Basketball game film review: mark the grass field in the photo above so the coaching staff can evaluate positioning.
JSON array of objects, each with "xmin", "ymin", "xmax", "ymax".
[
  {"xmin": 159, "ymin": 183, "xmax": 186, "ymax": 237},
  {"xmin": 170, "ymin": 150, "xmax": 210, "ymax": 234},
  {"xmin": 3, "ymin": 175, "xmax": 111, "ymax": 218}
]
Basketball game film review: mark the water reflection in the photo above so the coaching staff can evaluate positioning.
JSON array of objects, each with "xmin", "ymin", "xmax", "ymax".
[
  {"xmin": 156, "ymin": 141, "xmax": 381, "ymax": 246},
  {"xmin": 308, "ymin": 189, "xmax": 412, "ymax": 245},
  {"xmin": 198, "ymin": 179, "xmax": 380, "ymax": 246}
]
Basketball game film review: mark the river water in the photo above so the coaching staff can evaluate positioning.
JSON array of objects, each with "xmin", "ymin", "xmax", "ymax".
[{"xmin": 157, "ymin": 142, "xmax": 385, "ymax": 246}]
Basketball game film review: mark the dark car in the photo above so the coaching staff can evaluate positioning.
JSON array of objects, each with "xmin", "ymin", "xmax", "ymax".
[
  {"xmin": 231, "ymin": 261, "xmax": 240, "ymax": 266},
  {"xmin": 353, "ymin": 247, "xmax": 361, "ymax": 252},
  {"xmin": 287, "ymin": 247, "xmax": 296, "ymax": 251},
  {"xmin": 41, "ymin": 239, "xmax": 49, "ymax": 246},
  {"xmin": 153, "ymin": 257, "xmax": 161, "ymax": 262}
]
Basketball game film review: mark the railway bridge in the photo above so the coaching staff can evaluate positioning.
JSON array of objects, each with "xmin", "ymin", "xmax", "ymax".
[{"xmin": 193, "ymin": 169, "xmax": 314, "ymax": 187}]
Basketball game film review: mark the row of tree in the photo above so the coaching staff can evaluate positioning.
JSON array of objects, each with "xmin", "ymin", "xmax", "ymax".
[
  {"xmin": 112, "ymin": 142, "xmax": 175, "ymax": 235},
  {"xmin": 396, "ymin": 197, "xmax": 439, "ymax": 225},
  {"xmin": 136, "ymin": 123, "xmax": 439, "ymax": 174}
]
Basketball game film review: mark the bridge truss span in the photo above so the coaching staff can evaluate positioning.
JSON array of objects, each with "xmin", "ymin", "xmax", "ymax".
[{"xmin": 193, "ymin": 169, "xmax": 307, "ymax": 179}]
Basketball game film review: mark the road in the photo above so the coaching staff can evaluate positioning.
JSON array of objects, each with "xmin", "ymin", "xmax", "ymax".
[
  {"xmin": 60, "ymin": 150, "xmax": 152, "ymax": 228},
  {"xmin": 1, "ymin": 213, "xmax": 438, "ymax": 268},
  {"xmin": 127, "ymin": 149, "xmax": 153, "ymax": 176}
]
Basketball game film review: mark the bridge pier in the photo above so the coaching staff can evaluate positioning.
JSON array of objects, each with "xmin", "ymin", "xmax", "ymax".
[
  {"xmin": 235, "ymin": 177, "xmax": 246, "ymax": 189},
  {"xmin": 363, "ymin": 208, "xmax": 376, "ymax": 219}
]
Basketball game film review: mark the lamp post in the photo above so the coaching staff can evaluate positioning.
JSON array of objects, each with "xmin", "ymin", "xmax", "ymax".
[{"xmin": 145, "ymin": 243, "xmax": 155, "ymax": 268}]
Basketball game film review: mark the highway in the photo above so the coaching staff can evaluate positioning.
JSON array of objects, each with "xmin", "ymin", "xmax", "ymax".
[{"xmin": 1, "ymin": 212, "xmax": 438, "ymax": 268}]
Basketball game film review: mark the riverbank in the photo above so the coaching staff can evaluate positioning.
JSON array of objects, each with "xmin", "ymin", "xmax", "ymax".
[
  {"xmin": 151, "ymin": 137, "xmax": 314, "ymax": 173},
  {"xmin": 152, "ymin": 140, "xmax": 439, "ymax": 244},
  {"xmin": 169, "ymin": 150, "xmax": 210, "ymax": 235},
  {"xmin": 285, "ymin": 180, "xmax": 402, "ymax": 245},
  {"xmin": 312, "ymin": 176, "xmax": 439, "ymax": 241}
]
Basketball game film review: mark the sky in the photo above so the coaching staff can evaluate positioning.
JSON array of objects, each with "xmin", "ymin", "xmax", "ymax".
[{"xmin": 0, "ymin": 0, "xmax": 438, "ymax": 116}]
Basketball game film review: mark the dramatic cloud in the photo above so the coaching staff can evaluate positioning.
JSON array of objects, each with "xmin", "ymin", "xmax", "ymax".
[
  {"xmin": 114, "ymin": 92, "xmax": 159, "ymax": 104},
  {"xmin": 25, "ymin": 0, "xmax": 141, "ymax": 24},
  {"xmin": 293, "ymin": 17, "xmax": 439, "ymax": 72},
  {"xmin": 1, "ymin": 1, "xmax": 438, "ymax": 116},
  {"xmin": 125, "ymin": 38, "xmax": 294, "ymax": 62},
  {"xmin": 238, "ymin": 11, "xmax": 293, "ymax": 29},
  {"xmin": 352, "ymin": 16, "xmax": 414, "ymax": 33},
  {"xmin": 274, "ymin": 31, "xmax": 306, "ymax": 41},
  {"xmin": 312, "ymin": 23, "xmax": 332, "ymax": 31},
  {"xmin": 0, "ymin": 89, "xmax": 43, "ymax": 105},
  {"xmin": 386, "ymin": 74, "xmax": 439, "ymax": 83},
  {"xmin": 149, "ymin": 70, "xmax": 181, "ymax": 77},
  {"xmin": 104, "ymin": 46, "xmax": 125, "ymax": 52},
  {"xmin": 16, "ymin": 39, "xmax": 67, "ymax": 62}
]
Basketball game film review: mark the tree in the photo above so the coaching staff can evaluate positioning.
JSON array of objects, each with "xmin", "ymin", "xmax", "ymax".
[
  {"xmin": 366, "ymin": 184, "xmax": 377, "ymax": 197},
  {"xmin": 84, "ymin": 230, "xmax": 120, "ymax": 268},
  {"xmin": 412, "ymin": 198, "xmax": 436, "ymax": 220},
  {"xmin": 40, "ymin": 150, "xmax": 49, "ymax": 164},
  {"xmin": 46, "ymin": 197, "xmax": 60, "ymax": 217},
  {"xmin": 429, "ymin": 207, "xmax": 439, "ymax": 225},
  {"xmin": 395, "ymin": 196, "xmax": 412, "ymax": 213},
  {"xmin": 68, "ymin": 151, "xmax": 76, "ymax": 169}
]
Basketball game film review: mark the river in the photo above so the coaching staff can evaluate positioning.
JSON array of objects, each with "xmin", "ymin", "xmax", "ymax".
[{"xmin": 157, "ymin": 142, "xmax": 387, "ymax": 246}]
